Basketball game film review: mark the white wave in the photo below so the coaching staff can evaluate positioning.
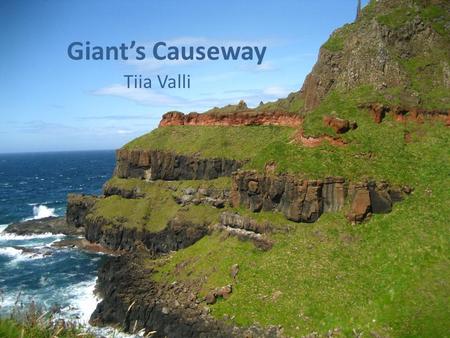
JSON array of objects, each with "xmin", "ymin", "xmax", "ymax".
[
  {"xmin": 0, "ymin": 232, "xmax": 64, "ymax": 241},
  {"xmin": 26, "ymin": 205, "xmax": 57, "ymax": 220},
  {"xmin": 0, "ymin": 246, "xmax": 47, "ymax": 262},
  {"xmin": 0, "ymin": 224, "xmax": 9, "ymax": 233},
  {"xmin": 56, "ymin": 278, "xmax": 100, "ymax": 325}
]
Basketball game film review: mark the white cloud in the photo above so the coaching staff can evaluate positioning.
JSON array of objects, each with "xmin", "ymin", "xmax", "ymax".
[
  {"xmin": 93, "ymin": 83, "xmax": 296, "ymax": 112},
  {"xmin": 263, "ymin": 86, "xmax": 290, "ymax": 97}
]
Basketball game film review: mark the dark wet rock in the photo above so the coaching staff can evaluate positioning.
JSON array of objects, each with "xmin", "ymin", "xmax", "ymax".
[{"xmin": 5, "ymin": 216, "xmax": 82, "ymax": 236}]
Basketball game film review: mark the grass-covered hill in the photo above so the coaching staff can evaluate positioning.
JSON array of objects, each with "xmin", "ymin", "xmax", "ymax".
[{"xmin": 84, "ymin": 0, "xmax": 449, "ymax": 336}]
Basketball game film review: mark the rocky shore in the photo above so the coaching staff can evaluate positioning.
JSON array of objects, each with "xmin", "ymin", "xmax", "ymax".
[
  {"xmin": 4, "ymin": 216, "xmax": 83, "ymax": 236},
  {"xmin": 91, "ymin": 252, "xmax": 282, "ymax": 338}
]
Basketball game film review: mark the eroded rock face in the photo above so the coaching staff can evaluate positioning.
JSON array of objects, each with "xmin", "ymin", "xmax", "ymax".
[
  {"xmin": 232, "ymin": 171, "xmax": 409, "ymax": 223},
  {"xmin": 114, "ymin": 149, "xmax": 243, "ymax": 181},
  {"xmin": 299, "ymin": 1, "xmax": 450, "ymax": 111},
  {"xmin": 159, "ymin": 111, "xmax": 303, "ymax": 127},
  {"xmin": 232, "ymin": 171, "xmax": 347, "ymax": 223},
  {"xmin": 363, "ymin": 103, "xmax": 449, "ymax": 125}
]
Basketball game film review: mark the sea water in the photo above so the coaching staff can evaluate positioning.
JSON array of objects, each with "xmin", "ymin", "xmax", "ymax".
[{"xmin": 0, "ymin": 151, "xmax": 138, "ymax": 336}]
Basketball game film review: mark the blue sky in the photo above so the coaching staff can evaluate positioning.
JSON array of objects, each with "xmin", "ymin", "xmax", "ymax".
[{"xmin": 0, "ymin": 0, "xmax": 369, "ymax": 153}]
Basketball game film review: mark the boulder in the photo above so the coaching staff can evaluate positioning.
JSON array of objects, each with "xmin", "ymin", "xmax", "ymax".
[{"xmin": 323, "ymin": 115, "xmax": 358, "ymax": 134}]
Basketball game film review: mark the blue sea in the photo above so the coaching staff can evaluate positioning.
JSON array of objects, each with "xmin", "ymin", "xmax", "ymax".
[{"xmin": 0, "ymin": 151, "xmax": 118, "ymax": 332}]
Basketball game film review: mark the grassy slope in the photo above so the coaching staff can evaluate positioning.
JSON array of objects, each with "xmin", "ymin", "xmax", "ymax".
[
  {"xmin": 115, "ymin": 92, "xmax": 449, "ymax": 336},
  {"xmin": 88, "ymin": 177, "xmax": 230, "ymax": 231},
  {"xmin": 104, "ymin": 1, "xmax": 450, "ymax": 335}
]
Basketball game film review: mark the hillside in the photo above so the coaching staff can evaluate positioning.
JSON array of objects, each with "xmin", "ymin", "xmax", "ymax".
[{"xmin": 66, "ymin": 0, "xmax": 449, "ymax": 337}]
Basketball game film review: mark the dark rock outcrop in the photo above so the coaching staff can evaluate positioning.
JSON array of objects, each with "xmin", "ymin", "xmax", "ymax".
[
  {"xmin": 174, "ymin": 186, "xmax": 230, "ymax": 209},
  {"xmin": 232, "ymin": 171, "xmax": 347, "ymax": 223},
  {"xmin": 232, "ymin": 171, "xmax": 409, "ymax": 223},
  {"xmin": 5, "ymin": 216, "xmax": 82, "ymax": 236},
  {"xmin": 114, "ymin": 149, "xmax": 243, "ymax": 181},
  {"xmin": 66, "ymin": 194, "xmax": 97, "ymax": 228},
  {"xmin": 91, "ymin": 254, "xmax": 282, "ymax": 338},
  {"xmin": 66, "ymin": 194, "xmax": 209, "ymax": 253},
  {"xmin": 220, "ymin": 212, "xmax": 271, "ymax": 234}
]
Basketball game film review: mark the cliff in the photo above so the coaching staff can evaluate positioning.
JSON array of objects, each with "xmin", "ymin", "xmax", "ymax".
[
  {"xmin": 231, "ymin": 171, "xmax": 409, "ymax": 223},
  {"xmin": 114, "ymin": 149, "xmax": 243, "ymax": 180},
  {"xmin": 63, "ymin": 0, "xmax": 450, "ymax": 336},
  {"xmin": 159, "ymin": 111, "xmax": 302, "ymax": 127},
  {"xmin": 298, "ymin": 0, "xmax": 450, "ymax": 111}
]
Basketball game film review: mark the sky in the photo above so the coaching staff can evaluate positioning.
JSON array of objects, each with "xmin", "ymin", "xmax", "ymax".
[{"xmin": 0, "ymin": 0, "xmax": 369, "ymax": 153}]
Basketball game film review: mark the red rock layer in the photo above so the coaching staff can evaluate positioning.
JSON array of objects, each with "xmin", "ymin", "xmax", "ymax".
[
  {"xmin": 159, "ymin": 111, "xmax": 303, "ymax": 127},
  {"xmin": 363, "ymin": 103, "xmax": 450, "ymax": 125}
]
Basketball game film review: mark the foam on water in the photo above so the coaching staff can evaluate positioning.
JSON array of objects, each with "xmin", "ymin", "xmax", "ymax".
[
  {"xmin": 0, "ymin": 232, "xmax": 65, "ymax": 241},
  {"xmin": 0, "ymin": 246, "xmax": 48, "ymax": 262},
  {"xmin": 23, "ymin": 205, "xmax": 57, "ymax": 221}
]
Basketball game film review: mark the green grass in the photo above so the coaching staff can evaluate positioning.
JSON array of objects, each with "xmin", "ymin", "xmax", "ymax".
[
  {"xmin": 123, "ymin": 125, "xmax": 296, "ymax": 160},
  {"xmin": 122, "ymin": 84, "xmax": 450, "ymax": 336},
  {"xmin": 322, "ymin": 24, "xmax": 354, "ymax": 53},
  {"xmin": 88, "ymin": 180, "xmax": 180, "ymax": 232},
  {"xmin": 258, "ymin": 92, "xmax": 305, "ymax": 113},
  {"xmin": 102, "ymin": 2, "xmax": 450, "ymax": 334},
  {"xmin": 0, "ymin": 318, "xmax": 94, "ymax": 338},
  {"xmin": 90, "ymin": 177, "xmax": 232, "ymax": 232},
  {"xmin": 154, "ymin": 182, "xmax": 449, "ymax": 336},
  {"xmin": 377, "ymin": 7, "xmax": 415, "ymax": 29}
]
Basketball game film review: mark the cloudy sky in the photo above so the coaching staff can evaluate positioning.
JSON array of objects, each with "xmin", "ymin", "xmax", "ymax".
[{"xmin": 0, "ymin": 0, "xmax": 368, "ymax": 153}]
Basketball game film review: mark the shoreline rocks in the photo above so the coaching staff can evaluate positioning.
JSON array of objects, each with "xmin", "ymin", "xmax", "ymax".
[
  {"xmin": 4, "ymin": 216, "xmax": 83, "ymax": 236},
  {"xmin": 91, "ymin": 253, "xmax": 282, "ymax": 338}
]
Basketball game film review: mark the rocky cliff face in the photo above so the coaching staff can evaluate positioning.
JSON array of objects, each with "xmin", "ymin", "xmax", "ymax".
[
  {"xmin": 114, "ymin": 149, "xmax": 243, "ymax": 181},
  {"xmin": 66, "ymin": 195, "xmax": 208, "ymax": 252},
  {"xmin": 91, "ymin": 254, "xmax": 281, "ymax": 338},
  {"xmin": 159, "ymin": 111, "xmax": 303, "ymax": 127},
  {"xmin": 299, "ymin": 0, "xmax": 450, "ymax": 110},
  {"xmin": 231, "ymin": 171, "xmax": 409, "ymax": 223}
]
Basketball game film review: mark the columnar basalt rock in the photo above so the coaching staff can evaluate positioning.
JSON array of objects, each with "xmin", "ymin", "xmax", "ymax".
[
  {"xmin": 231, "ymin": 171, "xmax": 348, "ymax": 223},
  {"xmin": 232, "ymin": 171, "xmax": 409, "ymax": 223},
  {"xmin": 114, "ymin": 149, "xmax": 243, "ymax": 181}
]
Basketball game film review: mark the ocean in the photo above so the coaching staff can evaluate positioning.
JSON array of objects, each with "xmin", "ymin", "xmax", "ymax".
[{"xmin": 0, "ymin": 150, "xmax": 120, "ymax": 333}]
